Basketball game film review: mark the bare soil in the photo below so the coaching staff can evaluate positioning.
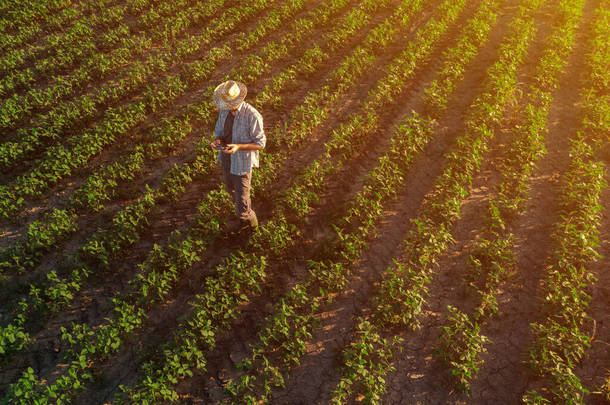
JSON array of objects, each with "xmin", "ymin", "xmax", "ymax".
[{"xmin": 1, "ymin": 0, "xmax": 608, "ymax": 403}]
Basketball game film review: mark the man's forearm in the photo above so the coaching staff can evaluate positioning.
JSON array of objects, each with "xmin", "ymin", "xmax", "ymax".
[{"xmin": 236, "ymin": 143, "xmax": 264, "ymax": 151}]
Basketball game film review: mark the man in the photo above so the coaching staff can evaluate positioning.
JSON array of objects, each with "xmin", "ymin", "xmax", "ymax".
[{"xmin": 210, "ymin": 80, "xmax": 265, "ymax": 234}]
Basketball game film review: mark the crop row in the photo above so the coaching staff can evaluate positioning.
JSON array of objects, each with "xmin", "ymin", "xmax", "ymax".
[
  {"xmin": 0, "ymin": 0, "xmax": 229, "ymax": 139},
  {"xmin": 327, "ymin": 0, "xmax": 545, "ymax": 402},
  {"xmin": 435, "ymin": 0, "xmax": 583, "ymax": 393},
  {"xmin": 0, "ymin": 0, "xmax": 281, "ymax": 217},
  {"xmin": 0, "ymin": 141, "xmax": 214, "ymax": 354},
  {"xmin": 0, "ymin": 0, "xmax": 123, "ymax": 81},
  {"xmin": 128, "ymin": 0, "xmax": 498, "ymax": 403},
  {"xmin": 0, "ymin": 0, "xmax": 347, "ymax": 360},
  {"xmin": 0, "ymin": 0, "xmax": 25, "ymax": 14},
  {"xmin": 328, "ymin": 0, "xmax": 505, "ymax": 399},
  {"xmin": 0, "ymin": 0, "xmax": 240, "ymax": 119},
  {"xmin": 0, "ymin": 0, "xmax": 147, "ymax": 100},
  {"xmin": 523, "ymin": 4, "xmax": 610, "ymax": 404},
  {"xmin": 0, "ymin": 0, "xmax": 136, "ymax": 61},
  {"xmin": 224, "ymin": 0, "xmax": 505, "ymax": 401},
  {"xmin": 0, "ymin": 0, "xmax": 398, "ymax": 293},
  {"xmin": 0, "ymin": 0, "xmax": 74, "ymax": 51},
  {"xmin": 68, "ymin": 0, "xmax": 379, "ymax": 213},
  {"xmin": 0, "ymin": 0, "xmax": 222, "ymax": 92}
]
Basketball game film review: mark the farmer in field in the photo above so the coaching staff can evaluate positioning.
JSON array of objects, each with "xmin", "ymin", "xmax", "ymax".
[{"xmin": 210, "ymin": 80, "xmax": 265, "ymax": 234}]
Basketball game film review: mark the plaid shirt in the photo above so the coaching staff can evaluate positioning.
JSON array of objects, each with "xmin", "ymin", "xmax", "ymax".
[{"xmin": 214, "ymin": 101, "xmax": 266, "ymax": 175}]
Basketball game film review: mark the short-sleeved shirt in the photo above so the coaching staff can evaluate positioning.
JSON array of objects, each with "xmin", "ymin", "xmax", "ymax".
[{"xmin": 214, "ymin": 101, "xmax": 266, "ymax": 175}]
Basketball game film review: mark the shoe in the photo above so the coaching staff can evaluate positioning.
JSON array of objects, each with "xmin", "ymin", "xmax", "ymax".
[
  {"xmin": 227, "ymin": 214, "xmax": 258, "ymax": 235},
  {"xmin": 248, "ymin": 214, "xmax": 258, "ymax": 230}
]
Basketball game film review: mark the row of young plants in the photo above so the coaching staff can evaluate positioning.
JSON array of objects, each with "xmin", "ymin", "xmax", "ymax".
[
  {"xmin": 0, "ymin": 141, "xmax": 197, "ymax": 341},
  {"xmin": 1, "ymin": 2, "xmax": 422, "ymax": 378},
  {"xmin": 327, "ymin": 0, "xmax": 545, "ymax": 402},
  {"xmin": 224, "ymin": 0, "xmax": 503, "ymax": 402},
  {"xmin": 58, "ymin": 0, "xmax": 376, "ymax": 289},
  {"xmin": 0, "ymin": 0, "xmax": 228, "ymax": 135},
  {"xmin": 68, "ymin": 0, "xmax": 387, "ymax": 211},
  {"xmin": 0, "ymin": 208, "xmax": 78, "ymax": 275},
  {"xmin": 0, "ymin": 0, "xmax": 282, "ymax": 217},
  {"xmin": 0, "ymin": 0, "xmax": 351, "ymax": 360},
  {"xmin": 0, "ymin": 0, "xmax": 74, "ymax": 52},
  {"xmin": 1, "ymin": 0, "xmax": 408, "ymax": 400},
  {"xmin": 523, "ymin": 5, "xmax": 610, "ymax": 404},
  {"xmin": 69, "ymin": 0, "xmax": 380, "ymax": 209},
  {"xmin": 0, "ymin": 0, "xmax": 387, "ymax": 146},
  {"xmin": 0, "ymin": 0, "xmax": 148, "ymax": 100},
  {"xmin": 1, "ymin": 187, "xmax": 236, "ymax": 404},
  {"xmin": 0, "ymin": 138, "xmax": 220, "ymax": 356},
  {"xmin": 0, "ymin": 0, "xmax": 73, "ymax": 32},
  {"xmin": 70, "ymin": 0, "xmax": 391, "ymax": 211},
  {"xmin": 0, "ymin": 0, "xmax": 29, "ymax": 15},
  {"xmin": 0, "ymin": 0, "xmax": 149, "ymax": 47},
  {"xmin": 434, "ymin": 0, "xmax": 583, "ymax": 394},
  {"xmin": 0, "ymin": 116, "xmax": 187, "ymax": 280},
  {"xmin": 0, "ymin": 0, "xmax": 235, "ymax": 113},
  {"xmin": 134, "ymin": 0, "xmax": 224, "ymax": 44},
  {"xmin": 0, "ymin": 0, "xmax": 123, "ymax": 81},
  {"xmin": 0, "ymin": 0, "xmax": 229, "ymax": 145},
  {"xmin": 0, "ymin": 0, "xmax": 128, "ymax": 63},
  {"xmin": 119, "ymin": 0, "xmax": 476, "ymax": 401},
  {"xmin": 0, "ymin": 0, "xmax": 158, "ymax": 60}
]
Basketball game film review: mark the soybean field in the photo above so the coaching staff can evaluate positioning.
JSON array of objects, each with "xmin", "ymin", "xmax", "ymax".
[{"xmin": 0, "ymin": 0, "xmax": 609, "ymax": 403}]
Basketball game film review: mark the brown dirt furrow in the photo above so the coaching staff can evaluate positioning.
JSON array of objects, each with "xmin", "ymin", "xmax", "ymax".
[
  {"xmin": 377, "ymin": 0, "xmax": 576, "ymax": 403},
  {"xmin": 467, "ymin": 0, "xmax": 599, "ymax": 402}
]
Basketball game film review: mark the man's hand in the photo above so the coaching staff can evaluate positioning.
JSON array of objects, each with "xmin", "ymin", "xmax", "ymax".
[
  {"xmin": 223, "ymin": 144, "xmax": 240, "ymax": 154},
  {"xmin": 210, "ymin": 138, "xmax": 222, "ymax": 150}
]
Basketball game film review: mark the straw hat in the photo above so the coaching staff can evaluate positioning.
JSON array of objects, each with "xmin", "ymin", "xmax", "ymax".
[{"xmin": 213, "ymin": 80, "xmax": 247, "ymax": 110}]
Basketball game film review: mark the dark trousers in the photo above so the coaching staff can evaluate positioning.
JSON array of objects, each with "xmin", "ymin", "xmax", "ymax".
[{"xmin": 222, "ymin": 165, "xmax": 256, "ymax": 222}]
